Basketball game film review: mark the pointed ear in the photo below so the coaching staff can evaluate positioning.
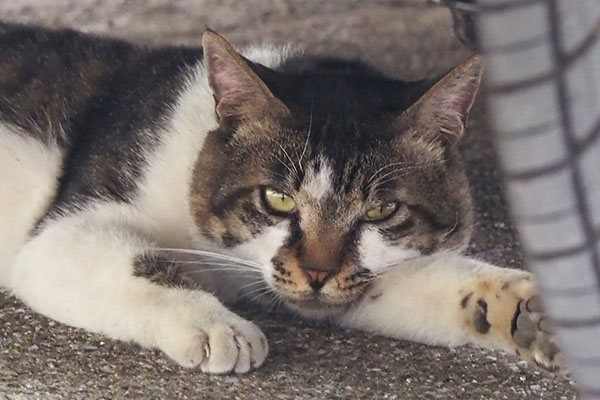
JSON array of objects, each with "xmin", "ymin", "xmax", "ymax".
[
  {"xmin": 202, "ymin": 31, "xmax": 289, "ymax": 126},
  {"xmin": 409, "ymin": 55, "xmax": 483, "ymax": 144}
]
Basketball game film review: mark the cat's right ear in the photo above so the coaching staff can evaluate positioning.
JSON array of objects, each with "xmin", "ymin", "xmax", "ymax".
[{"xmin": 202, "ymin": 31, "xmax": 289, "ymax": 126}]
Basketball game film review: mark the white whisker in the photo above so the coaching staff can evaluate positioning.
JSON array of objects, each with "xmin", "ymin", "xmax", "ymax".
[
  {"xmin": 272, "ymin": 153, "xmax": 298, "ymax": 179},
  {"xmin": 366, "ymin": 161, "xmax": 414, "ymax": 185},
  {"xmin": 152, "ymin": 248, "xmax": 262, "ymax": 269},
  {"xmin": 443, "ymin": 212, "xmax": 460, "ymax": 238},
  {"xmin": 237, "ymin": 279, "xmax": 268, "ymax": 291},
  {"xmin": 180, "ymin": 268, "xmax": 263, "ymax": 275},
  {"xmin": 298, "ymin": 101, "xmax": 313, "ymax": 172},
  {"xmin": 158, "ymin": 260, "xmax": 258, "ymax": 268},
  {"xmin": 268, "ymin": 138, "xmax": 300, "ymax": 180},
  {"xmin": 238, "ymin": 285, "xmax": 276, "ymax": 302}
]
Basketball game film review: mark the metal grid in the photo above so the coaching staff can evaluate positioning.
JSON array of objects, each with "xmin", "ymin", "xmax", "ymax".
[{"xmin": 471, "ymin": 0, "xmax": 600, "ymax": 397}]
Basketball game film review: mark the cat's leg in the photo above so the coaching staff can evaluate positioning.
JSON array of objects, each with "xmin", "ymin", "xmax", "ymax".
[
  {"xmin": 338, "ymin": 254, "xmax": 562, "ymax": 370},
  {"xmin": 7, "ymin": 204, "xmax": 267, "ymax": 373}
]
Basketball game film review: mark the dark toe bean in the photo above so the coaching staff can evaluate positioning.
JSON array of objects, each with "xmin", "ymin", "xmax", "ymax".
[
  {"xmin": 538, "ymin": 318, "xmax": 553, "ymax": 334},
  {"xmin": 513, "ymin": 329, "xmax": 535, "ymax": 348},
  {"xmin": 516, "ymin": 312, "xmax": 537, "ymax": 334},
  {"xmin": 526, "ymin": 296, "xmax": 542, "ymax": 313}
]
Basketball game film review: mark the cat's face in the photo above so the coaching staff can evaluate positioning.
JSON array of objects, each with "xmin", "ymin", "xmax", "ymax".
[{"xmin": 190, "ymin": 32, "xmax": 482, "ymax": 317}]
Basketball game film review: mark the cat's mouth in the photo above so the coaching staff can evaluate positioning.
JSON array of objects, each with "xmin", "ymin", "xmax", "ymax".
[
  {"xmin": 275, "ymin": 286, "xmax": 366, "ymax": 317},
  {"xmin": 283, "ymin": 295, "xmax": 353, "ymax": 317}
]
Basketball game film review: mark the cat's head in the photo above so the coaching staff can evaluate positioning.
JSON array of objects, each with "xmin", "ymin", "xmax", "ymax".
[{"xmin": 190, "ymin": 32, "xmax": 482, "ymax": 317}]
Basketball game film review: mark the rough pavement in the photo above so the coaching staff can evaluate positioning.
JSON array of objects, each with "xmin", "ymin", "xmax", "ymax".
[{"xmin": 0, "ymin": 1, "xmax": 579, "ymax": 399}]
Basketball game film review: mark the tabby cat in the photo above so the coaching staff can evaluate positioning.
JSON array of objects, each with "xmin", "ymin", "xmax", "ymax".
[{"xmin": 0, "ymin": 23, "xmax": 560, "ymax": 373}]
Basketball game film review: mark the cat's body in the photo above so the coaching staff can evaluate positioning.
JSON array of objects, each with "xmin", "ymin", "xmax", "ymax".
[{"xmin": 0, "ymin": 23, "xmax": 560, "ymax": 373}]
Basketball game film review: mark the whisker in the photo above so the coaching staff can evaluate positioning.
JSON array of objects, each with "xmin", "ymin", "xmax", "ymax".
[
  {"xmin": 269, "ymin": 170, "xmax": 291, "ymax": 182},
  {"xmin": 157, "ymin": 260, "xmax": 258, "ymax": 268},
  {"xmin": 151, "ymin": 248, "xmax": 262, "ymax": 269},
  {"xmin": 158, "ymin": 260, "xmax": 262, "ymax": 274},
  {"xmin": 237, "ymin": 279, "xmax": 268, "ymax": 291},
  {"xmin": 272, "ymin": 153, "xmax": 298, "ymax": 179},
  {"xmin": 238, "ymin": 285, "xmax": 276, "ymax": 302},
  {"xmin": 180, "ymin": 268, "xmax": 263, "ymax": 275},
  {"xmin": 278, "ymin": 143, "xmax": 300, "ymax": 177},
  {"xmin": 367, "ymin": 160, "xmax": 447, "ymax": 189},
  {"xmin": 366, "ymin": 161, "xmax": 415, "ymax": 185},
  {"xmin": 370, "ymin": 172, "xmax": 410, "ymax": 191},
  {"xmin": 267, "ymin": 292, "xmax": 284, "ymax": 313},
  {"xmin": 373, "ymin": 256, "xmax": 423, "ymax": 276},
  {"xmin": 298, "ymin": 100, "xmax": 313, "ymax": 172},
  {"xmin": 268, "ymin": 138, "xmax": 300, "ymax": 180},
  {"xmin": 443, "ymin": 212, "xmax": 460, "ymax": 238}
]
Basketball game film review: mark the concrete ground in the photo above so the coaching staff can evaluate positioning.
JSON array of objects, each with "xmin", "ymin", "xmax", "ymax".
[{"xmin": 0, "ymin": 1, "xmax": 579, "ymax": 399}]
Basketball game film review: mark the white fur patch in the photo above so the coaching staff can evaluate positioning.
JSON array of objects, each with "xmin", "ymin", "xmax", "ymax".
[
  {"xmin": 135, "ymin": 65, "xmax": 217, "ymax": 247},
  {"xmin": 229, "ymin": 222, "xmax": 290, "ymax": 268},
  {"xmin": 303, "ymin": 160, "xmax": 334, "ymax": 201},
  {"xmin": 0, "ymin": 125, "xmax": 63, "ymax": 286},
  {"xmin": 240, "ymin": 44, "xmax": 302, "ymax": 69},
  {"xmin": 358, "ymin": 227, "xmax": 420, "ymax": 272}
]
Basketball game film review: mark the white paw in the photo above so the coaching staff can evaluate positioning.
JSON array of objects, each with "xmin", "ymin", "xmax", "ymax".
[{"xmin": 156, "ymin": 306, "xmax": 268, "ymax": 373}]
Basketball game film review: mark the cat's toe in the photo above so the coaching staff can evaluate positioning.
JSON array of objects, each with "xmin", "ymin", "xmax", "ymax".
[
  {"xmin": 236, "ymin": 320, "xmax": 269, "ymax": 370},
  {"xmin": 160, "ymin": 330, "xmax": 210, "ymax": 369},
  {"xmin": 200, "ymin": 320, "xmax": 268, "ymax": 374},
  {"xmin": 200, "ymin": 323, "xmax": 240, "ymax": 373},
  {"xmin": 158, "ymin": 315, "xmax": 268, "ymax": 374},
  {"xmin": 512, "ymin": 296, "xmax": 563, "ymax": 371}
]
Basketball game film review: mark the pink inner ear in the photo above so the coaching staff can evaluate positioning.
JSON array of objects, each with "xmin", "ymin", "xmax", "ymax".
[
  {"xmin": 418, "ymin": 62, "xmax": 482, "ymax": 144},
  {"xmin": 207, "ymin": 53, "xmax": 240, "ymax": 105}
]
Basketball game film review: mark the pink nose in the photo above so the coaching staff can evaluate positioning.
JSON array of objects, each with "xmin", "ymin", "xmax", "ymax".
[
  {"xmin": 305, "ymin": 269, "xmax": 329, "ymax": 283},
  {"xmin": 302, "ymin": 267, "xmax": 332, "ymax": 290}
]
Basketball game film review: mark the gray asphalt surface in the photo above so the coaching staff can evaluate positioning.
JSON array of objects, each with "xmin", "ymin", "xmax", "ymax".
[{"xmin": 0, "ymin": 1, "xmax": 579, "ymax": 399}]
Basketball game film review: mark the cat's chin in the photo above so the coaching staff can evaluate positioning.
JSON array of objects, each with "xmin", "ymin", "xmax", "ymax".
[{"xmin": 282, "ymin": 297, "xmax": 353, "ymax": 319}]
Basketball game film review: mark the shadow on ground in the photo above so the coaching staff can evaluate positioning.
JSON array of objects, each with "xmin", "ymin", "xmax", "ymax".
[{"xmin": 0, "ymin": 1, "xmax": 578, "ymax": 398}]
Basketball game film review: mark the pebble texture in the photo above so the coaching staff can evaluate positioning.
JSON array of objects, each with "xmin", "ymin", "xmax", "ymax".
[{"xmin": 0, "ymin": 1, "xmax": 579, "ymax": 399}]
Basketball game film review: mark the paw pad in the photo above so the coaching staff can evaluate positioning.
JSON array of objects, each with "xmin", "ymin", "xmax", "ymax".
[{"xmin": 512, "ymin": 296, "xmax": 562, "ymax": 370}]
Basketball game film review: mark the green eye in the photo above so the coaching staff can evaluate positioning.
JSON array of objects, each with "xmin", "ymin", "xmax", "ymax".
[
  {"xmin": 365, "ymin": 202, "xmax": 398, "ymax": 222},
  {"xmin": 262, "ymin": 187, "xmax": 296, "ymax": 215}
]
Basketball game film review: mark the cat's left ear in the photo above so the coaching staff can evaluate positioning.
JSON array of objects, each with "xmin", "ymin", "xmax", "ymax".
[
  {"xmin": 409, "ymin": 55, "xmax": 483, "ymax": 144},
  {"xmin": 202, "ymin": 31, "xmax": 290, "ymax": 126}
]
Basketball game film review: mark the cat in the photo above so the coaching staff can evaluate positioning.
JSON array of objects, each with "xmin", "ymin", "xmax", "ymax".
[{"xmin": 0, "ymin": 23, "xmax": 561, "ymax": 374}]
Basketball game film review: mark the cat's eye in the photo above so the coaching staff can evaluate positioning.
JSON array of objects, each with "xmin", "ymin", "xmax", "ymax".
[
  {"xmin": 365, "ymin": 202, "xmax": 398, "ymax": 222},
  {"xmin": 261, "ymin": 187, "xmax": 297, "ymax": 215}
]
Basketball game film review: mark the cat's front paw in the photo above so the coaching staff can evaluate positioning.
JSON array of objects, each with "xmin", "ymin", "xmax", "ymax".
[
  {"xmin": 158, "ymin": 310, "xmax": 268, "ymax": 374},
  {"xmin": 512, "ymin": 295, "xmax": 563, "ymax": 371},
  {"xmin": 463, "ymin": 272, "xmax": 563, "ymax": 372}
]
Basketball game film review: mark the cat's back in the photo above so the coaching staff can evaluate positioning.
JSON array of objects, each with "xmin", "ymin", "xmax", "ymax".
[
  {"xmin": 0, "ymin": 23, "xmax": 138, "ymax": 146},
  {"xmin": 0, "ymin": 24, "xmax": 120, "ymax": 278},
  {"xmin": 0, "ymin": 24, "xmax": 203, "ymax": 281}
]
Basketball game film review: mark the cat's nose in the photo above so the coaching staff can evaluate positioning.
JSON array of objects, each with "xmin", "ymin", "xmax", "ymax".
[{"xmin": 301, "ymin": 266, "xmax": 333, "ymax": 290}]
